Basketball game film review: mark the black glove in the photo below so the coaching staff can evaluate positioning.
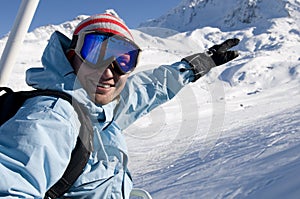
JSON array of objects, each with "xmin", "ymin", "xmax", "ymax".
[
  {"xmin": 208, "ymin": 38, "xmax": 240, "ymax": 66},
  {"xmin": 182, "ymin": 38, "xmax": 240, "ymax": 82}
]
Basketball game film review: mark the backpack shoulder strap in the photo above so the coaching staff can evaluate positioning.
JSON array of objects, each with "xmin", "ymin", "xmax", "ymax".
[
  {"xmin": 43, "ymin": 90, "xmax": 94, "ymax": 199},
  {"xmin": 0, "ymin": 87, "xmax": 75, "ymax": 125},
  {"xmin": 0, "ymin": 87, "xmax": 93, "ymax": 199}
]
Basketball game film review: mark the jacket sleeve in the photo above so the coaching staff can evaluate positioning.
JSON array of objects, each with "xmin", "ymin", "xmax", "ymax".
[
  {"xmin": 114, "ymin": 60, "xmax": 195, "ymax": 130},
  {"xmin": 0, "ymin": 96, "xmax": 79, "ymax": 198}
]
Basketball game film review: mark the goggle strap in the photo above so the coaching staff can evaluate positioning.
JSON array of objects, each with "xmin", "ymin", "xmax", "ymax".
[{"xmin": 69, "ymin": 35, "xmax": 79, "ymax": 50}]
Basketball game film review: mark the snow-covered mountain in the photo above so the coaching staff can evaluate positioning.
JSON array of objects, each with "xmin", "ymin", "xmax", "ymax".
[
  {"xmin": 1, "ymin": 0, "xmax": 300, "ymax": 198},
  {"xmin": 139, "ymin": 0, "xmax": 298, "ymax": 32},
  {"xmin": 131, "ymin": 1, "xmax": 300, "ymax": 198}
]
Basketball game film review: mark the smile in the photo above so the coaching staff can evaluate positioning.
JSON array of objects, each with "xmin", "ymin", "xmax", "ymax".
[{"xmin": 97, "ymin": 82, "xmax": 113, "ymax": 88}]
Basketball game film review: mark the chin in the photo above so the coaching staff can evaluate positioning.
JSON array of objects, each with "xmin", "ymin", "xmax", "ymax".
[
  {"xmin": 93, "ymin": 95, "xmax": 111, "ymax": 105},
  {"xmin": 94, "ymin": 98, "xmax": 109, "ymax": 105}
]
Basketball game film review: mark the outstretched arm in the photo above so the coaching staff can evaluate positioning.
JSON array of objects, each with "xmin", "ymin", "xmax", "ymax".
[{"xmin": 114, "ymin": 38, "xmax": 240, "ymax": 130}]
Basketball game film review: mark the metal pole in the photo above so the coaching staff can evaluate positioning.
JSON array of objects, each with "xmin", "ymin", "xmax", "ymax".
[{"xmin": 0, "ymin": 0, "xmax": 40, "ymax": 86}]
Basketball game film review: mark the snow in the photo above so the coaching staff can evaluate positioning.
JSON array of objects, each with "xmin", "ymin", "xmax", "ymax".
[{"xmin": 1, "ymin": 0, "xmax": 300, "ymax": 198}]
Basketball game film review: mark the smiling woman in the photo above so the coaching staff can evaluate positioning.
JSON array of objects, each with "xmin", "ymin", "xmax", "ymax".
[
  {"xmin": 67, "ymin": 13, "xmax": 141, "ymax": 105},
  {"xmin": 0, "ymin": 4, "xmax": 241, "ymax": 197}
]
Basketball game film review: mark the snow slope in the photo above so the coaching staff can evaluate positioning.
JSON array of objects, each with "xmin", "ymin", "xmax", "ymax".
[{"xmin": 1, "ymin": 0, "xmax": 300, "ymax": 198}]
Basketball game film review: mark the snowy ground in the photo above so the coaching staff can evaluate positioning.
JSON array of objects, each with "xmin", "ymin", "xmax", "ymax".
[
  {"xmin": 1, "ymin": 2, "xmax": 300, "ymax": 198},
  {"xmin": 127, "ymin": 85, "xmax": 300, "ymax": 199},
  {"xmin": 124, "ymin": 20, "xmax": 300, "ymax": 198}
]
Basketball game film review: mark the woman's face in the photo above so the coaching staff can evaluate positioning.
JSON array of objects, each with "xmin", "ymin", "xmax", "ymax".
[{"xmin": 72, "ymin": 54, "xmax": 129, "ymax": 105}]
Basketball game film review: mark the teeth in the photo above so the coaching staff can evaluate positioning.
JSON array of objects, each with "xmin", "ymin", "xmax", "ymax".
[{"xmin": 98, "ymin": 83, "xmax": 111, "ymax": 88}]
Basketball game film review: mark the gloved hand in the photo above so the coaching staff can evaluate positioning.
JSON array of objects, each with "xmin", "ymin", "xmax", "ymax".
[
  {"xmin": 208, "ymin": 38, "xmax": 240, "ymax": 66},
  {"xmin": 182, "ymin": 38, "xmax": 240, "ymax": 82}
]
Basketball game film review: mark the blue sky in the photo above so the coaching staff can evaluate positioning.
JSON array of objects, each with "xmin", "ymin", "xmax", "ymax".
[{"xmin": 0, "ymin": 0, "xmax": 181, "ymax": 37}]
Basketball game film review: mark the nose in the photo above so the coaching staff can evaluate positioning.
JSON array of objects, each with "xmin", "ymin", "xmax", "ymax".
[{"xmin": 100, "ymin": 65, "xmax": 114, "ymax": 78}]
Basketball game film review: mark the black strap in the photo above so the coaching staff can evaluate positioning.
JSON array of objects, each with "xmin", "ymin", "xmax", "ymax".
[
  {"xmin": 44, "ymin": 139, "xmax": 91, "ymax": 199},
  {"xmin": 44, "ymin": 90, "xmax": 94, "ymax": 199},
  {"xmin": 0, "ymin": 87, "xmax": 13, "ymax": 93},
  {"xmin": 0, "ymin": 87, "xmax": 93, "ymax": 198}
]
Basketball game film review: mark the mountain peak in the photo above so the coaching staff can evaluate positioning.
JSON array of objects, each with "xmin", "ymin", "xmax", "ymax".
[{"xmin": 139, "ymin": 0, "xmax": 294, "ymax": 32}]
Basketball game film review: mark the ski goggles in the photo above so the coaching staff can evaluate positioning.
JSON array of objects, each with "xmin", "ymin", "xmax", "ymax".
[{"xmin": 73, "ymin": 30, "xmax": 141, "ymax": 74}]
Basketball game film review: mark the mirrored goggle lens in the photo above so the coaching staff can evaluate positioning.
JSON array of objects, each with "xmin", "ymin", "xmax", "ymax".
[
  {"xmin": 104, "ymin": 37, "xmax": 140, "ymax": 73},
  {"xmin": 115, "ymin": 50, "xmax": 139, "ymax": 73},
  {"xmin": 80, "ymin": 34, "xmax": 107, "ymax": 65},
  {"xmin": 80, "ymin": 33, "xmax": 140, "ymax": 73}
]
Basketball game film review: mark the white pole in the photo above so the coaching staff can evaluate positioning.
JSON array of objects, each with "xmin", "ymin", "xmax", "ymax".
[{"xmin": 0, "ymin": 0, "xmax": 40, "ymax": 86}]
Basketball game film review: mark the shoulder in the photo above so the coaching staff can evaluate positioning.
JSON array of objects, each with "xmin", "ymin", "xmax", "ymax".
[
  {"xmin": 1, "ymin": 94, "xmax": 80, "ymax": 147},
  {"xmin": 21, "ymin": 95, "xmax": 80, "ymax": 128}
]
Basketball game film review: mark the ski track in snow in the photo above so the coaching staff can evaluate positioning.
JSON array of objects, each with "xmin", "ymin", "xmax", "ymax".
[{"xmin": 131, "ymin": 106, "xmax": 300, "ymax": 199}]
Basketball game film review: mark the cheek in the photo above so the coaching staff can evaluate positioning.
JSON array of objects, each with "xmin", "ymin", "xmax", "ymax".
[
  {"xmin": 76, "ymin": 71, "xmax": 102, "ymax": 101},
  {"xmin": 117, "ymin": 75, "xmax": 128, "ymax": 88},
  {"xmin": 77, "ymin": 66, "xmax": 97, "ymax": 79},
  {"xmin": 114, "ymin": 75, "xmax": 128, "ymax": 94},
  {"xmin": 76, "ymin": 67, "xmax": 100, "ymax": 86}
]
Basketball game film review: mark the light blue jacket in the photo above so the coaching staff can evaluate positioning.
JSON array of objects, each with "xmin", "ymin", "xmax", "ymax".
[{"xmin": 0, "ymin": 31, "xmax": 194, "ymax": 198}]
